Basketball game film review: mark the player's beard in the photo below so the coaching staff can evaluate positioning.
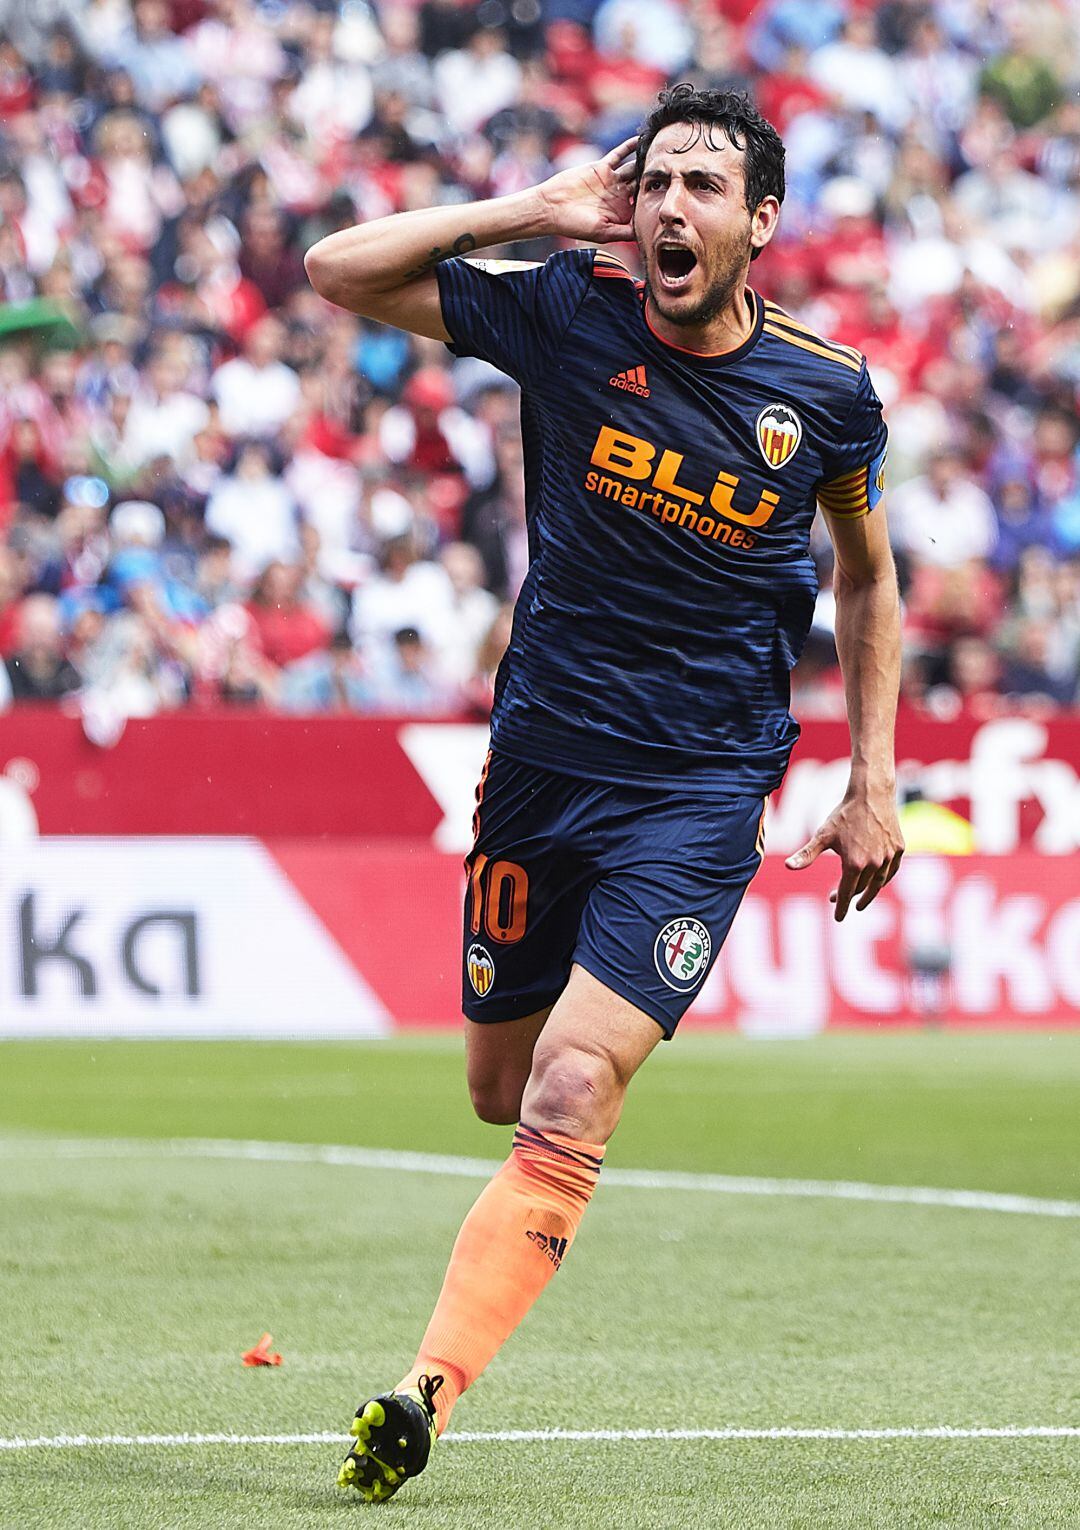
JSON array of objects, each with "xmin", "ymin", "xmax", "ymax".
[{"xmin": 639, "ymin": 223, "xmax": 753, "ymax": 329}]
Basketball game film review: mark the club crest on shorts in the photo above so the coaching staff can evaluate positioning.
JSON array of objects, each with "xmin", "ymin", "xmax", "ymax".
[
  {"xmin": 654, "ymin": 918, "xmax": 712, "ymax": 992},
  {"xmin": 467, "ymin": 942, "xmax": 495, "ymax": 997},
  {"xmin": 755, "ymin": 403, "xmax": 803, "ymax": 470}
]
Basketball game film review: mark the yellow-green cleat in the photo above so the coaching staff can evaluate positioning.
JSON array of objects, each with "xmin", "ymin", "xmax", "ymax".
[{"xmin": 338, "ymin": 1374, "xmax": 443, "ymax": 1502}]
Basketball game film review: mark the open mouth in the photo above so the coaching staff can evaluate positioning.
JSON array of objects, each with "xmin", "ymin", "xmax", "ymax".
[{"xmin": 656, "ymin": 244, "xmax": 698, "ymax": 289}]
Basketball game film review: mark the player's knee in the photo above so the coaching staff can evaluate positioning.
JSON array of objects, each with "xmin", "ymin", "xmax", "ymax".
[{"xmin": 523, "ymin": 1043, "xmax": 620, "ymax": 1140}]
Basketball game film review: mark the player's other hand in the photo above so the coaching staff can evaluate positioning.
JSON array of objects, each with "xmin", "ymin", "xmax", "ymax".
[
  {"xmin": 785, "ymin": 787, "xmax": 904, "ymax": 922},
  {"xmin": 537, "ymin": 137, "xmax": 637, "ymax": 245}
]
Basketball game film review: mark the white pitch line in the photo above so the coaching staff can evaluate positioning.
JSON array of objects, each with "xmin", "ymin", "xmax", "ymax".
[
  {"xmin": 2, "ymin": 1427, "xmax": 1079, "ymax": 1453},
  {"xmin": 1, "ymin": 1135, "xmax": 1078, "ymax": 1220}
]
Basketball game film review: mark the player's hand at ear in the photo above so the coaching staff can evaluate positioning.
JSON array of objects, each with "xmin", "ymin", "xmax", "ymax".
[
  {"xmin": 786, "ymin": 789, "xmax": 904, "ymax": 922},
  {"xmin": 537, "ymin": 137, "xmax": 638, "ymax": 245}
]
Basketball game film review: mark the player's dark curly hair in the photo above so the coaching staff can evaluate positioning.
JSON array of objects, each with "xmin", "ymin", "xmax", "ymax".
[{"xmin": 635, "ymin": 85, "xmax": 786, "ymax": 260}]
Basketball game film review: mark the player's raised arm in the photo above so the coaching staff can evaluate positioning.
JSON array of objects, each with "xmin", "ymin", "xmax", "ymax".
[{"xmin": 303, "ymin": 138, "xmax": 638, "ymax": 340}]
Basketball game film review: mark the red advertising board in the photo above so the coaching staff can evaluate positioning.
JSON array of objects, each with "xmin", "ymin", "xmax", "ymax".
[
  {"xmin": 1, "ymin": 707, "xmax": 1080, "ymax": 853},
  {"xmin": 268, "ymin": 844, "xmax": 1080, "ymax": 1032},
  {"xmin": 0, "ymin": 836, "xmax": 1075, "ymax": 1035},
  {"xmin": 0, "ymin": 709, "xmax": 1077, "ymax": 1035}
]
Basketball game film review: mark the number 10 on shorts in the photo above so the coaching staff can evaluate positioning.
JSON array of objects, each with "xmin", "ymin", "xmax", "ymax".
[{"xmin": 467, "ymin": 854, "xmax": 529, "ymax": 945}]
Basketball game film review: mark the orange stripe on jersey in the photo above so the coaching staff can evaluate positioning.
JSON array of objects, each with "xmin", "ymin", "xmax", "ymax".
[
  {"xmin": 593, "ymin": 253, "xmax": 635, "ymax": 281},
  {"xmin": 762, "ymin": 304, "xmax": 863, "ymax": 361},
  {"xmin": 763, "ymin": 304, "xmax": 863, "ymax": 363},
  {"xmin": 763, "ymin": 323, "xmax": 864, "ymax": 373}
]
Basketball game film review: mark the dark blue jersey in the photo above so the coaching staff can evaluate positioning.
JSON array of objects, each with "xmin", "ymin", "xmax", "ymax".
[{"xmin": 437, "ymin": 247, "xmax": 888, "ymax": 794}]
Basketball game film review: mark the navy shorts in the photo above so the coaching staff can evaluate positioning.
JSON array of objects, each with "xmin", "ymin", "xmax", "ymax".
[{"xmin": 462, "ymin": 750, "xmax": 766, "ymax": 1038}]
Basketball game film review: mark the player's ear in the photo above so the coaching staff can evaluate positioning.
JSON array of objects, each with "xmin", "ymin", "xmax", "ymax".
[{"xmin": 749, "ymin": 196, "xmax": 780, "ymax": 254}]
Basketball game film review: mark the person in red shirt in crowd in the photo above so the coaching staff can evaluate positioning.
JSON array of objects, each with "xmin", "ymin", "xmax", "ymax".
[
  {"xmin": 845, "ymin": 284, "xmax": 940, "ymax": 399},
  {"xmin": 239, "ymin": 203, "xmax": 308, "ymax": 311},
  {"xmin": 0, "ymin": 417, "xmax": 62, "ymax": 524},
  {"xmin": 0, "ymin": 39, "xmax": 35, "ymax": 118},
  {"xmin": 0, "ymin": 547, "xmax": 25, "ymax": 656},
  {"xmin": 755, "ymin": 45, "xmax": 830, "ymax": 134},
  {"xmin": 244, "ymin": 558, "xmax": 330, "ymax": 669},
  {"xmin": 939, "ymin": 635, "xmax": 1004, "ymax": 719},
  {"xmin": 379, "ymin": 368, "xmax": 471, "ymax": 535},
  {"xmin": 808, "ymin": 176, "xmax": 890, "ymax": 302},
  {"xmin": 587, "ymin": 23, "xmax": 666, "ymax": 135},
  {"xmin": 904, "ymin": 560, "xmax": 1006, "ymax": 672}
]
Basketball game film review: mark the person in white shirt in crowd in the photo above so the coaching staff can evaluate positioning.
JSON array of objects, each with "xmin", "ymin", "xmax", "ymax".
[
  {"xmin": 438, "ymin": 541, "xmax": 499, "ymax": 686},
  {"xmin": 109, "ymin": 0, "xmax": 201, "ymax": 113},
  {"xmin": 592, "ymin": 0, "xmax": 693, "ymax": 74},
  {"xmin": 162, "ymin": 81, "xmax": 227, "ymax": 181},
  {"xmin": 187, "ymin": 0, "xmax": 285, "ymax": 133},
  {"xmin": 952, "ymin": 140, "xmax": 1068, "ymax": 256},
  {"xmin": 433, "ymin": 26, "xmax": 521, "ymax": 137},
  {"xmin": 889, "ymin": 446, "xmax": 998, "ymax": 570},
  {"xmin": 297, "ymin": 523, "xmax": 349, "ymax": 634},
  {"xmin": 121, "ymin": 337, "xmax": 209, "ymax": 470},
  {"xmin": 287, "ymin": 10, "xmax": 374, "ymax": 142},
  {"xmin": 80, "ymin": 610, "xmax": 183, "ymax": 718},
  {"xmin": 2, "ymin": 116, "xmax": 71, "ymax": 274},
  {"xmin": 93, "ymin": 108, "xmax": 184, "ymax": 253},
  {"xmin": 896, "ymin": 15, "xmax": 976, "ymax": 145},
  {"xmin": 371, "ymin": 7, "xmax": 434, "ymax": 109},
  {"xmin": 350, "ymin": 528, "xmax": 456, "ymax": 663},
  {"xmin": 204, "ymin": 439, "xmax": 300, "ymax": 581},
  {"xmin": 809, "ymin": 12, "xmax": 911, "ymax": 134},
  {"xmin": 211, "ymin": 315, "xmax": 301, "ymax": 439}
]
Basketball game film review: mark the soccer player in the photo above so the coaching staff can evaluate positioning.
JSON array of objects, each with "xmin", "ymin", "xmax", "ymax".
[{"xmin": 306, "ymin": 85, "xmax": 904, "ymax": 1501}]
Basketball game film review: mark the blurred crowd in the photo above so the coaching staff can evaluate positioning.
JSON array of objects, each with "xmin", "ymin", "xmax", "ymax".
[{"xmin": 1, "ymin": 0, "xmax": 1079, "ymax": 724}]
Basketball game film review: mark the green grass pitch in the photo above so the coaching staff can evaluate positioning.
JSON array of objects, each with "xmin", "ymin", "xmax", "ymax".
[{"xmin": 2, "ymin": 1032, "xmax": 1079, "ymax": 1529}]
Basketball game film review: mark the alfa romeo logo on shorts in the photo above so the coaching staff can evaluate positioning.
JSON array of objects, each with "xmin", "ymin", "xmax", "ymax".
[
  {"xmin": 654, "ymin": 918, "xmax": 712, "ymax": 992},
  {"xmin": 467, "ymin": 942, "xmax": 495, "ymax": 997}
]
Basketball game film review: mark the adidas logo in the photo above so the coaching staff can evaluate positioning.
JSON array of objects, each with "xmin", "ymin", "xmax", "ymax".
[
  {"xmin": 526, "ymin": 1228, "xmax": 569, "ymax": 1268},
  {"xmin": 608, "ymin": 365, "xmax": 650, "ymax": 398}
]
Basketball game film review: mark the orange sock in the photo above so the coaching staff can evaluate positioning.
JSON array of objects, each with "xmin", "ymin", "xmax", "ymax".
[{"xmin": 398, "ymin": 1123, "xmax": 605, "ymax": 1433}]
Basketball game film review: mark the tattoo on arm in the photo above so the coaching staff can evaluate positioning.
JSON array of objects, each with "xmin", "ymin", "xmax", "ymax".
[{"xmin": 402, "ymin": 233, "xmax": 477, "ymax": 280}]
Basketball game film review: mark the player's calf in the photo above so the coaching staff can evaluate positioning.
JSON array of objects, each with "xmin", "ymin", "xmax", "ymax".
[
  {"xmin": 467, "ymin": 1075, "xmax": 523, "ymax": 1125},
  {"xmin": 465, "ymin": 1009, "xmax": 549, "ymax": 1125}
]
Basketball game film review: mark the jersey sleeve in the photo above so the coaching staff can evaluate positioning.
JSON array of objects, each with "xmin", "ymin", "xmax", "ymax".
[
  {"xmin": 435, "ymin": 248, "xmax": 595, "ymax": 385},
  {"xmin": 816, "ymin": 360, "xmax": 889, "ymax": 519}
]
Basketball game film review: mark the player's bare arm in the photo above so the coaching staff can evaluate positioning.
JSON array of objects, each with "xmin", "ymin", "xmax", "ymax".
[
  {"xmin": 787, "ymin": 506, "xmax": 904, "ymax": 920},
  {"xmin": 303, "ymin": 138, "xmax": 638, "ymax": 340}
]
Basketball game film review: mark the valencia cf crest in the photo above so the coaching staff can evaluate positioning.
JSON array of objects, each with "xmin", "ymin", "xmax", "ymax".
[
  {"xmin": 756, "ymin": 403, "xmax": 803, "ymax": 470},
  {"xmin": 467, "ymin": 942, "xmax": 495, "ymax": 997}
]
